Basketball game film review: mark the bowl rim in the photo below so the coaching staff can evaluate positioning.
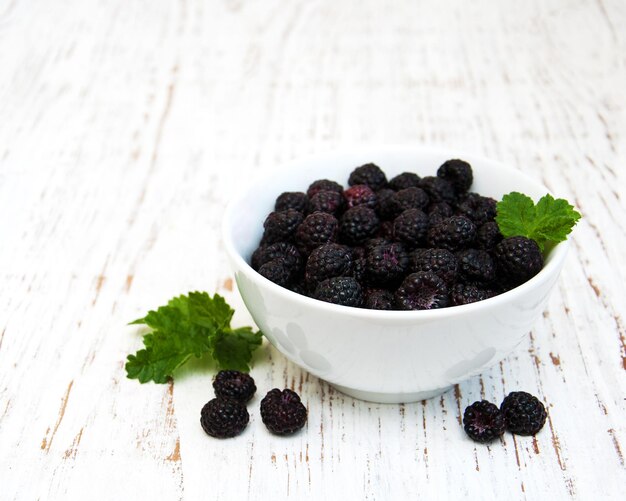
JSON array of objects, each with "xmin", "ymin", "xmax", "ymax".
[{"xmin": 222, "ymin": 144, "xmax": 569, "ymax": 322}]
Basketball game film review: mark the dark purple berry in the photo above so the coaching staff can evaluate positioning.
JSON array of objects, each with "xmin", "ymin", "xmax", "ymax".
[
  {"xmin": 343, "ymin": 185, "xmax": 378, "ymax": 209},
  {"xmin": 437, "ymin": 159, "xmax": 473, "ymax": 194},
  {"xmin": 348, "ymin": 163, "xmax": 387, "ymax": 191},
  {"xmin": 309, "ymin": 190, "xmax": 344, "ymax": 215},
  {"xmin": 457, "ymin": 248, "xmax": 497, "ymax": 284},
  {"xmin": 394, "ymin": 272, "xmax": 449, "ymax": 310},
  {"xmin": 305, "ymin": 243, "xmax": 353, "ymax": 288},
  {"xmin": 307, "ymin": 179, "xmax": 343, "ymax": 198},
  {"xmin": 410, "ymin": 248, "xmax": 458, "ymax": 285},
  {"xmin": 366, "ymin": 242, "xmax": 409, "ymax": 286},
  {"xmin": 382, "ymin": 187, "xmax": 430, "ymax": 219},
  {"xmin": 260, "ymin": 389, "xmax": 308, "ymax": 435},
  {"xmin": 258, "ymin": 260, "xmax": 292, "ymax": 287},
  {"xmin": 419, "ymin": 176, "xmax": 457, "ymax": 204},
  {"xmin": 456, "ymin": 193, "xmax": 497, "ymax": 226},
  {"xmin": 296, "ymin": 212, "xmax": 339, "ymax": 254},
  {"xmin": 213, "ymin": 370, "xmax": 257, "ymax": 403},
  {"xmin": 200, "ymin": 398, "xmax": 249, "ymax": 438},
  {"xmin": 500, "ymin": 391, "xmax": 547, "ymax": 436},
  {"xmin": 251, "ymin": 242, "xmax": 303, "ymax": 273},
  {"xmin": 450, "ymin": 283, "xmax": 497, "ymax": 306},
  {"xmin": 388, "ymin": 172, "xmax": 421, "ymax": 191},
  {"xmin": 463, "ymin": 400, "xmax": 506, "ymax": 443},
  {"xmin": 427, "ymin": 216, "xmax": 476, "ymax": 251},
  {"xmin": 476, "ymin": 221, "xmax": 503, "ymax": 250},
  {"xmin": 262, "ymin": 209, "xmax": 304, "ymax": 244},
  {"xmin": 392, "ymin": 208, "xmax": 429, "ymax": 248},
  {"xmin": 494, "ymin": 236, "xmax": 543, "ymax": 286},
  {"xmin": 340, "ymin": 206, "xmax": 380, "ymax": 245},
  {"xmin": 364, "ymin": 289, "xmax": 395, "ymax": 310},
  {"xmin": 314, "ymin": 277, "xmax": 363, "ymax": 307},
  {"xmin": 275, "ymin": 192, "xmax": 309, "ymax": 213}
]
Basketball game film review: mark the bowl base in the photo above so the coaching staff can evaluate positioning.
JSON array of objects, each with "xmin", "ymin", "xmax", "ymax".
[{"xmin": 330, "ymin": 383, "xmax": 454, "ymax": 404}]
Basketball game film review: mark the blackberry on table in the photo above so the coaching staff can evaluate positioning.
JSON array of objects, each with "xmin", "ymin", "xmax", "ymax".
[
  {"xmin": 494, "ymin": 236, "xmax": 543, "ymax": 286},
  {"xmin": 392, "ymin": 208, "xmax": 429, "ymax": 248},
  {"xmin": 437, "ymin": 159, "xmax": 473, "ymax": 194},
  {"xmin": 500, "ymin": 391, "xmax": 547, "ymax": 436},
  {"xmin": 260, "ymin": 389, "xmax": 308, "ymax": 435},
  {"xmin": 476, "ymin": 221, "xmax": 503, "ymax": 250},
  {"xmin": 394, "ymin": 272, "xmax": 449, "ymax": 310},
  {"xmin": 340, "ymin": 206, "xmax": 380, "ymax": 245},
  {"xmin": 450, "ymin": 283, "xmax": 496, "ymax": 306},
  {"xmin": 295, "ymin": 212, "xmax": 339, "ymax": 254},
  {"xmin": 262, "ymin": 209, "xmax": 304, "ymax": 244},
  {"xmin": 309, "ymin": 190, "xmax": 344, "ymax": 215},
  {"xmin": 307, "ymin": 179, "xmax": 344, "ymax": 198},
  {"xmin": 419, "ymin": 176, "xmax": 457, "ymax": 205},
  {"xmin": 343, "ymin": 184, "xmax": 378, "ymax": 210},
  {"xmin": 427, "ymin": 215, "xmax": 476, "ymax": 251},
  {"xmin": 348, "ymin": 163, "xmax": 387, "ymax": 191},
  {"xmin": 457, "ymin": 248, "xmax": 497, "ymax": 284},
  {"xmin": 388, "ymin": 172, "xmax": 421, "ymax": 191},
  {"xmin": 251, "ymin": 242, "xmax": 303, "ymax": 273},
  {"xmin": 213, "ymin": 370, "xmax": 257, "ymax": 403},
  {"xmin": 305, "ymin": 243, "xmax": 353, "ymax": 288},
  {"xmin": 315, "ymin": 277, "xmax": 363, "ymax": 307},
  {"xmin": 275, "ymin": 191, "xmax": 309, "ymax": 213},
  {"xmin": 410, "ymin": 248, "xmax": 458, "ymax": 285},
  {"xmin": 366, "ymin": 242, "xmax": 409, "ymax": 287},
  {"xmin": 463, "ymin": 400, "xmax": 506, "ymax": 443},
  {"xmin": 200, "ymin": 398, "xmax": 249, "ymax": 439},
  {"xmin": 364, "ymin": 289, "xmax": 395, "ymax": 310}
]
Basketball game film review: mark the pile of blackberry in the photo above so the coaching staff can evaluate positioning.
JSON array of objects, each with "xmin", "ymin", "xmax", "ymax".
[{"xmin": 251, "ymin": 160, "xmax": 544, "ymax": 310}]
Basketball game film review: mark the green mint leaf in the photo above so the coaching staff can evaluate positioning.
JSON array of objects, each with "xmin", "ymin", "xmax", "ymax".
[
  {"xmin": 125, "ymin": 291, "xmax": 262, "ymax": 383},
  {"xmin": 496, "ymin": 192, "xmax": 581, "ymax": 252},
  {"xmin": 211, "ymin": 326, "xmax": 263, "ymax": 373}
]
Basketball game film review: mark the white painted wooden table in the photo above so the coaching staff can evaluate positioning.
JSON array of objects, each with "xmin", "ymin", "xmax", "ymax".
[{"xmin": 1, "ymin": 0, "xmax": 625, "ymax": 499}]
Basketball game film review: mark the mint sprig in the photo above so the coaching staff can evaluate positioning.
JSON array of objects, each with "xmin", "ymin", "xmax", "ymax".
[
  {"xmin": 126, "ymin": 291, "xmax": 263, "ymax": 384},
  {"xmin": 495, "ymin": 192, "xmax": 581, "ymax": 252}
]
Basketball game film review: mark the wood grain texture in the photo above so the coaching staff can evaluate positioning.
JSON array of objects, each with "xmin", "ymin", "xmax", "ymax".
[{"xmin": 1, "ymin": 0, "xmax": 625, "ymax": 499}]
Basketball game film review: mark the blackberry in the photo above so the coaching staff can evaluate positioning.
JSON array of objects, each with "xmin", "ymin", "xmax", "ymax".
[
  {"xmin": 305, "ymin": 243, "xmax": 353, "ymax": 288},
  {"xmin": 200, "ymin": 398, "xmax": 249, "ymax": 438},
  {"xmin": 457, "ymin": 249, "xmax": 497, "ymax": 284},
  {"xmin": 456, "ymin": 193, "xmax": 497, "ymax": 226},
  {"xmin": 382, "ymin": 187, "xmax": 430, "ymax": 220},
  {"xmin": 366, "ymin": 242, "xmax": 409, "ymax": 286},
  {"xmin": 476, "ymin": 221, "xmax": 503, "ymax": 250},
  {"xmin": 258, "ymin": 260, "xmax": 292, "ymax": 287},
  {"xmin": 410, "ymin": 248, "xmax": 458, "ymax": 285},
  {"xmin": 348, "ymin": 163, "xmax": 387, "ymax": 191},
  {"xmin": 395, "ymin": 272, "xmax": 449, "ymax": 310},
  {"xmin": 494, "ymin": 236, "xmax": 543, "ymax": 286},
  {"xmin": 343, "ymin": 185, "xmax": 377, "ymax": 210},
  {"xmin": 500, "ymin": 392, "xmax": 547, "ymax": 435},
  {"xmin": 427, "ymin": 216, "xmax": 476, "ymax": 251},
  {"xmin": 437, "ymin": 159, "xmax": 473, "ymax": 194},
  {"xmin": 251, "ymin": 242, "xmax": 303, "ymax": 273},
  {"xmin": 339, "ymin": 206, "xmax": 380, "ymax": 245},
  {"xmin": 419, "ymin": 176, "xmax": 457, "ymax": 205},
  {"xmin": 275, "ymin": 192, "xmax": 309, "ymax": 213},
  {"xmin": 427, "ymin": 202, "xmax": 455, "ymax": 228},
  {"xmin": 463, "ymin": 400, "xmax": 506, "ymax": 443},
  {"xmin": 295, "ymin": 212, "xmax": 339, "ymax": 254},
  {"xmin": 213, "ymin": 370, "xmax": 257, "ymax": 403},
  {"xmin": 364, "ymin": 289, "xmax": 395, "ymax": 310},
  {"xmin": 377, "ymin": 220, "xmax": 394, "ymax": 239},
  {"xmin": 388, "ymin": 172, "xmax": 421, "ymax": 191},
  {"xmin": 309, "ymin": 190, "xmax": 344, "ymax": 215},
  {"xmin": 260, "ymin": 389, "xmax": 308, "ymax": 435},
  {"xmin": 315, "ymin": 277, "xmax": 363, "ymax": 307},
  {"xmin": 450, "ymin": 283, "xmax": 496, "ymax": 306},
  {"xmin": 307, "ymin": 179, "xmax": 343, "ymax": 198},
  {"xmin": 262, "ymin": 209, "xmax": 304, "ymax": 244},
  {"xmin": 392, "ymin": 209, "xmax": 429, "ymax": 248}
]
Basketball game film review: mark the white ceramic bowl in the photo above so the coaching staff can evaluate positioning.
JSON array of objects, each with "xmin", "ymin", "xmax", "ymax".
[{"xmin": 222, "ymin": 146, "xmax": 568, "ymax": 404}]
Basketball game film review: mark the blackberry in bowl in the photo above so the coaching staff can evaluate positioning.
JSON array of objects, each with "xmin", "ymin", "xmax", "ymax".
[{"xmin": 222, "ymin": 146, "xmax": 571, "ymax": 403}]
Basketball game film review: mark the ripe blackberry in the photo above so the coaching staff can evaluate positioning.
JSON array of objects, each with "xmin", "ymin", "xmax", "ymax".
[
  {"xmin": 476, "ymin": 221, "xmax": 503, "ymax": 250},
  {"xmin": 296, "ymin": 212, "xmax": 339, "ymax": 254},
  {"xmin": 427, "ymin": 202, "xmax": 455, "ymax": 228},
  {"xmin": 348, "ymin": 163, "xmax": 387, "ymax": 191},
  {"xmin": 457, "ymin": 249, "xmax": 497, "ymax": 284},
  {"xmin": 419, "ymin": 176, "xmax": 457, "ymax": 205},
  {"xmin": 344, "ymin": 184, "xmax": 378, "ymax": 209},
  {"xmin": 427, "ymin": 216, "xmax": 476, "ymax": 251},
  {"xmin": 377, "ymin": 220, "xmax": 394, "ymax": 239},
  {"xmin": 388, "ymin": 172, "xmax": 421, "ymax": 191},
  {"xmin": 456, "ymin": 193, "xmax": 497, "ymax": 226},
  {"xmin": 410, "ymin": 248, "xmax": 458, "ymax": 285},
  {"xmin": 381, "ymin": 187, "xmax": 430, "ymax": 220},
  {"xmin": 260, "ymin": 389, "xmax": 308, "ymax": 435},
  {"xmin": 200, "ymin": 398, "xmax": 249, "ymax": 438},
  {"xmin": 258, "ymin": 260, "xmax": 292, "ymax": 287},
  {"xmin": 437, "ymin": 159, "xmax": 473, "ymax": 194},
  {"xmin": 364, "ymin": 289, "xmax": 395, "ymax": 310},
  {"xmin": 463, "ymin": 401, "xmax": 506, "ymax": 443},
  {"xmin": 392, "ymin": 209, "xmax": 429, "ymax": 248},
  {"xmin": 366, "ymin": 242, "xmax": 409, "ymax": 286},
  {"xmin": 500, "ymin": 391, "xmax": 547, "ymax": 435},
  {"xmin": 494, "ymin": 236, "xmax": 543, "ymax": 286},
  {"xmin": 251, "ymin": 242, "xmax": 303, "ymax": 273},
  {"xmin": 305, "ymin": 243, "xmax": 353, "ymax": 288},
  {"xmin": 315, "ymin": 277, "xmax": 363, "ymax": 307},
  {"xmin": 309, "ymin": 190, "xmax": 344, "ymax": 215},
  {"xmin": 395, "ymin": 272, "xmax": 449, "ymax": 310},
  {"xmin": 339, "ymin": 206, "xmax": 380, "ymax": 245},
  {"xmin": 450, "ymin": 283, "xmax": 496, "ymax": 306},
  {"xmin": 275, "ymin": 192, "xmax": 309, "ymax": 213},
  {"xmin": 262, "ymin": 209, "xmax": 304, "ymax": 244},
  {"xmin": 307, "ymin": 179, "xmax": 343, "ymax": 198},
  {"xmin": 213, "ymin": 370, "xmax": 257, "ymax": 403}
]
